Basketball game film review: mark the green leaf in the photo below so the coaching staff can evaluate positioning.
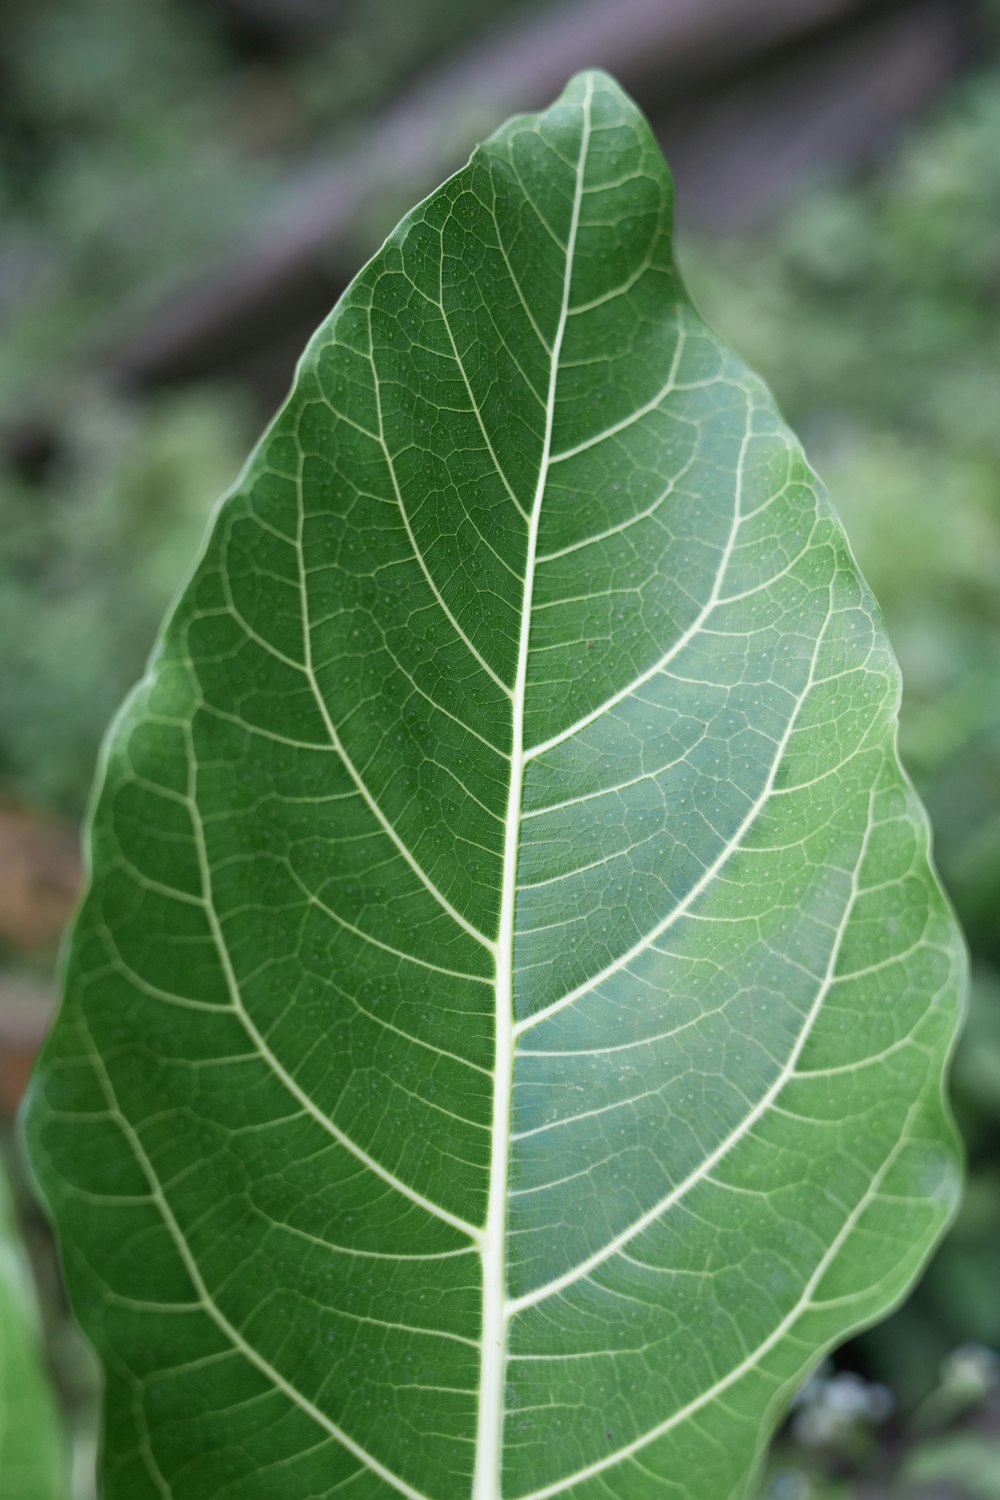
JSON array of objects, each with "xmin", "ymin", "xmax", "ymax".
[
  {"xmin": 0, "ymin": 1162, "xmax": 65, "ymax": 1500},
  {"xmin": 24, "ymin": 71, "xmax": 964, "ymax": 1500}
]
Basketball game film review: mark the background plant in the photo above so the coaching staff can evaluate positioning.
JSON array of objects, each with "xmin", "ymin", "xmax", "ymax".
[{"xmin": 2, "ymin": 3, "xmax": 999, "ymax": 1497}]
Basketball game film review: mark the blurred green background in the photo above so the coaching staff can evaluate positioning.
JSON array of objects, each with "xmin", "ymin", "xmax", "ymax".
[{"xmin": 1, "ymin": 1, "xmax": 998, "ymax": 1496}]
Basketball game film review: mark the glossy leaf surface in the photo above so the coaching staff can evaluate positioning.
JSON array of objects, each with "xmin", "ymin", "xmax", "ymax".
[{"xmin": 25, "ymin": 71, "xmax": 964, "ymax": 1500}]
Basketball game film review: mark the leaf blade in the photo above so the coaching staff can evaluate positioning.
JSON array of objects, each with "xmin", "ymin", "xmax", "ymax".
[{"xmin": 25, "ymin": 70, "xmax": 964, "ymax": 1500}]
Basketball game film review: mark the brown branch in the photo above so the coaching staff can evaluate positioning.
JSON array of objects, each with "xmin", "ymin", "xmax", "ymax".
[
  {"xmin": 662, "ymin": 0, "xmax": 970, "ymax": 229},
  {"xmin": 100, "ymin": 0, "xmax": 885, "ymax": 390}
]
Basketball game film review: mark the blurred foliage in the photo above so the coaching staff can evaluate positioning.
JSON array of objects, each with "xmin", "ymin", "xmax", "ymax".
[
  {"xmin": 0, "ymin": 390, "xmax": 251, "ymax": 813},
  {"xmin": 0, "ymin": 0, "xmax": 521, "ymax": 405},
  {"xmin": 901, "ymin": 1432, "xmax": 1000, "ymax": 1497},
  {"xmin": 1, "ymin": 0, "xmax": 999, "ymax": 1492},
  {"xmin": 0, "ymin": 0, "xmax": 524, "ymax": 818},
  {"xmin": 757, "ymin": 1350, "xmax": 1000, "ymax": 1498}
]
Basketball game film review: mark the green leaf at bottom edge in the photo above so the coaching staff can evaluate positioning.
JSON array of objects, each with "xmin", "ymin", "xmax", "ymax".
[{"xmin": 0, "ymin": 1161, "xmax": 65, "ymax": 1500}]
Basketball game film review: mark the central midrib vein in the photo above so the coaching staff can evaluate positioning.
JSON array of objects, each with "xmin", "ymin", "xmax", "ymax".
[{"xmin": 472, "ymin": 79, "xmax": 592, "ymax": 1500}]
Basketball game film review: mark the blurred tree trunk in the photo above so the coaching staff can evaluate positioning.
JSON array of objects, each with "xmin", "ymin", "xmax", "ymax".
[{"xmin": 96, "ymin": 0, "xmax": 970, "ymax": 399}]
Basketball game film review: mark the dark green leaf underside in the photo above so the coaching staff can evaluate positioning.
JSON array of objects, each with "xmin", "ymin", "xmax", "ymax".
[{"xmin": 25, "ymin": 71, "xmax": 963, "ymax": 1500}]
